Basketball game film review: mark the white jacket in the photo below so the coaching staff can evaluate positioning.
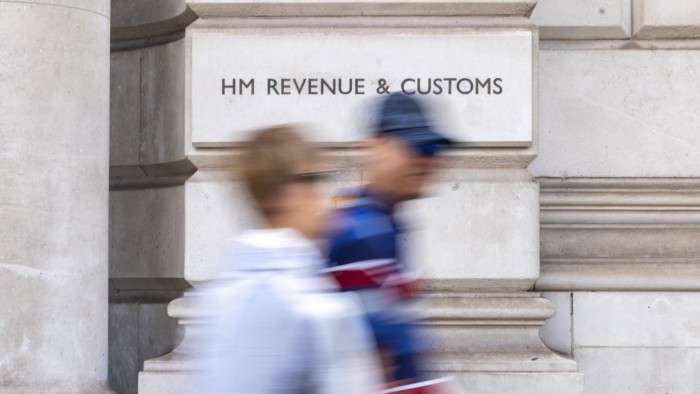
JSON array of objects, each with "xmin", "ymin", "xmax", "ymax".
[{"xmin": 194, "ymin": 228, "xmax": 381, "ymax": 394}]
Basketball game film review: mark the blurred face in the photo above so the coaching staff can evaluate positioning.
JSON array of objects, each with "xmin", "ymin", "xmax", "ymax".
[
  {"xmin": 368, "ymin": 136, "xmax": 438, "ymax": 202},
  {"xmin": 274, "ymin": 166, "xmax": 331, "ymax": 239}
]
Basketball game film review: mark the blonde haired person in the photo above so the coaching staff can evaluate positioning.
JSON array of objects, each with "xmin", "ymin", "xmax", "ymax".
[{"xmin": 194, "ymin": 126, "xmax": 381, "ymax": 393}]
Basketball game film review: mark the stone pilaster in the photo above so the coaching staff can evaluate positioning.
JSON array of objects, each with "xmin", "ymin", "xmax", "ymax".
[{"xmin": 0, "ymin": 1, "xmax": 111, "ymax": 392}]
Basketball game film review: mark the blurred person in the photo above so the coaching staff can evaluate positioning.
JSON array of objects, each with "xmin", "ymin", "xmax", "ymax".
[
  {"xmin": 194, "ymin": 125, "xmax": 382, "ymax": 394},
  {"xmin": 326, "ymin": 93, "xmax": 453, "ymax": 392}
]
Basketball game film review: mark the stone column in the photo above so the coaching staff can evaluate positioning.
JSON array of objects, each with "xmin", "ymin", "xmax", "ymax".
[{"xmin": 0, "ymin": 1, "xmax": 111, "ymax": 392}]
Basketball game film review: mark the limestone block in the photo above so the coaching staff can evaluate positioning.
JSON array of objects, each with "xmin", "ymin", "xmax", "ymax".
[
  {"xmin": 183, "ymin": 169, "xmax": 362, "ymax": 282},
  {"xmin": 184, "ymin": 177, "xmax": 261, "ymax": 282},
  {"xmin": 540, "ymin": 292, "xmax": 572, "ymax": 356},
  {"xmin": 402, "ymin": 178, "xmax": 539, "ymax": 291},
  {"xmin": 109, "ymin": 186, "xmax": 185, "ymax": 279},
  {"xmin": 575, "ymin": 347, "xmax": 700, "ymax": 394},
  {"xmin": 532, "ymin": 0, "xmax": 631, "ymax": 39},
  {"xmin": 110, "ymin": 49, "xmax": 141, "ymax": 166},
  {"xmin": 448, "ymin": 372, "xmax": 583, "ymax": 394},
  {"xmin": 140, "ymin": 38, "xmax": 185, "ymax": 165},
  {"xmin": 108, "ymin": 304, "xmax": 139, "ymax": 394},
  {"xmin": 634, "ymin": 0, "xmax": 700, "ymax": 39},
  {"xmin": 573, "ymin": 292, "xmax": 700, "ymax": 347},
  {"xmin": 530, "ymin": 49, "xmax": 700, "ymax": 178}
]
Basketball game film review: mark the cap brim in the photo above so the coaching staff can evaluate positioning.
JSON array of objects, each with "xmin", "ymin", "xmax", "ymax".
[{"xmin": 390, "ymin": 127, "xmax": 454, "ymax": 147}]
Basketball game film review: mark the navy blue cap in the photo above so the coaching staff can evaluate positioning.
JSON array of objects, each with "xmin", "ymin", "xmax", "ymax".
[{"xmin": 374, "ymin": 92, "xmax": 453, "ymax": 154}]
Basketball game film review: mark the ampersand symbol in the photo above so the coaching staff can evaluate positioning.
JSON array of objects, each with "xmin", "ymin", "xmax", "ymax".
[{"xmin": 376, "ymin": 79, "xmax": 390, "ymax": 94}]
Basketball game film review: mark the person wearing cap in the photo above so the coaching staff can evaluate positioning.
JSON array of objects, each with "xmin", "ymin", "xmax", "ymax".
[{"xmin": 326, "ymin": 92, "xmax": 452, "ymax": 390}]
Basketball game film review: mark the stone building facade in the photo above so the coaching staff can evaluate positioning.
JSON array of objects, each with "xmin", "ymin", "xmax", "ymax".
[{"xmin": 2, "ymin": 0, "xmax": 700, "ymax": 393}]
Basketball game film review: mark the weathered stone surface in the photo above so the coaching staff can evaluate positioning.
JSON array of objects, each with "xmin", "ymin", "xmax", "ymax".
[
  {"xmin": 189, "ymin": 23, "xmax": 534, "ymax": 146},
  {"xmin": 540, "ymin": 292, "xmax": 572, "ymax": 356},
  {"xmin": 109, "ymin": 186, "xmax": 185, "ymax": 279},
  {"xmin": 108, "ymin": 304, "xmax": 139, "ymax": 394},
  {"xmin": 532, "ymin": 0, "xmax": 631, "ymax": 39},
  {"xmin": 530, "ymin": 49, "xmax": 700, "ymax": 178},
  {"xmin": 13, "ymin": 0, "xmax": 110, "ymax": 16},
  {"xmin": 575, "ymin": 347, "xmax": 700, "ymax": 394},
  {"xmin": 110, "ymin": 49, "xmax": 141, "ymax": 166},
  {"xmin": 403, "ymin": 177, "xmax": 539, "ymax": 291},
  {"xmin": 634, "ymin": 0, "xmax": 700, "ymax": 39},
  {"xmin": 448, "ymin": 372, "xmax": 583, "ymax": 394},
  {"xmin": 573, "ymin": 292, "xmax": 700, "ymax": 347},
  {"xmin": 0, "ymin": 0, "xmax": 110, "ymax": 391},
  {"xmin": 140, "ymin": 38, "xmax": 185, "ymax": 165},
  {"xmin": 184, "ymin": 176, "xmax": 261, "ymax": 282}
]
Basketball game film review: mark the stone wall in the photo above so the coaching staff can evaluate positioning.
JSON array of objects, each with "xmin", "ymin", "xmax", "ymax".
[
  {"xmin": 531, "ymin": 1, "xmax": 700, "ymax": 392},
  {"xmin": 104, "ymin": 1, "xmax": 700, "ymax": 392},
  {"xmin": 108, "ymin": 1, "xmax": 196, "ymax": 393}
]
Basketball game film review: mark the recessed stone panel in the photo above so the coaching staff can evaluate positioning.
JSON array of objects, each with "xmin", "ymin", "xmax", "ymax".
[
  {"xmin": 634, "ymin": 0, "xmax": 700, "ymax": 39},
  {"xmin": 189, "ymin": 27, "xmax": 534, "ymax": 146},
  {"xmin": 532, "ymin": 0, "xmax": 631, "ymax": 39},
  {"xmin": 573, "ymin": 292, "xmax": 700, "ymax": 347}
]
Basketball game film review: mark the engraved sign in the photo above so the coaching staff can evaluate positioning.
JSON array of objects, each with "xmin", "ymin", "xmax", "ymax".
[{"xmin": 189, "ymin": 29, "xmax": 534, "ymax": 146}]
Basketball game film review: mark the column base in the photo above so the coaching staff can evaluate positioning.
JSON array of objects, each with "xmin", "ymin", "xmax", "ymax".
[{"xmin": 422, "ymin": 292, "xmax": 584, "ymax": 393}]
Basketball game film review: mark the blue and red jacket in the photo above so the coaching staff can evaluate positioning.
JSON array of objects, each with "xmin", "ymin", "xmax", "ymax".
[{"xmin": 326, "ymin": 189, "xmax": 424, "ymax": 382}]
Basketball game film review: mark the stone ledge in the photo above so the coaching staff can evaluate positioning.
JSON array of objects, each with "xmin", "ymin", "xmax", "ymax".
[
  {"xmin": 110, "ymin": 278, "xmax": 191, "ymax": 303},
  {"xmin": 110, "ymin": 159, "xmax": 197, "ymax": 190},
  {"xmin": 537, "ymin": 262, "xmax": 700, "ymax": 291},
  {"xmin": 187, "ymin": 0, "xmax": 537, "ymax": 18},
  {"xmin": 186, "ymin": 148, "xmax": 538, "ymax": 171},
  {"xmin": 111, "ymin": 1, "xmax": 197, "ymax": 45}
]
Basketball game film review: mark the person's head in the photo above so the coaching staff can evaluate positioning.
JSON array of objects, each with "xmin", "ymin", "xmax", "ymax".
[
  {"xmin": 366, "ymin": 93, "xmax": 452, "ymax": 203},
  {"xmin": 240, "ymin": 125, "xmax": 329, "ymax": 239}
]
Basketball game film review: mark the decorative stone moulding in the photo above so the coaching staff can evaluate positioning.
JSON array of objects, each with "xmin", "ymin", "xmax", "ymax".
[
  {"xmin": 532, "ymin": 0, "xmax": 632, "ymax": 39},
  {"xmin": 537, "ymin": 178, "xmax": 700, "ymax": 291},
  {"xmin": 633, "ymin": 0, "xmax": 700, "ymax": 39},
  {"xmin": 111, "ymin": 0, "xmax": 198, "ymax": 46},
  {"xmin": 187, "ymin": 0, "xmax": 538, "ymax": 18}
]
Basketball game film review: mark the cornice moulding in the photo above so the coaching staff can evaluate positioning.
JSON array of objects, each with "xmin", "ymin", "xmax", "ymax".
[{"xmin": 186, "ymin": 1, "xmax": 538, "ymax": 18}]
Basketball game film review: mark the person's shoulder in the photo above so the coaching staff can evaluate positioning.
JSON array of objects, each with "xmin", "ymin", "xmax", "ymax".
[{"xmin": 333, "ymin": 197, "xmax": 391, "ymax": 232}]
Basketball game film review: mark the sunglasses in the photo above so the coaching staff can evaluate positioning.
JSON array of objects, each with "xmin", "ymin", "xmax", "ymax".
[{"xmin": 285, "ymin": 170, "xmax": 335, "ymax": 183}]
